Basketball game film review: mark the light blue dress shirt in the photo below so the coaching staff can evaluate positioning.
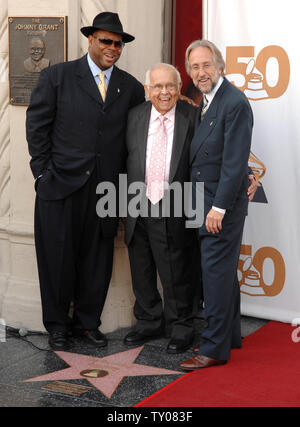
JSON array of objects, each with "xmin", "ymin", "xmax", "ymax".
[{"xmin": 87, "ymin": 53, "xmax": 113, "ymax": 88}]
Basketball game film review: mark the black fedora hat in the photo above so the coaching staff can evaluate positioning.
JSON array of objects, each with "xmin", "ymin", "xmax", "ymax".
[{"xmin": 80, "ymin": 12, "xmax": 135, "ymax": 43}]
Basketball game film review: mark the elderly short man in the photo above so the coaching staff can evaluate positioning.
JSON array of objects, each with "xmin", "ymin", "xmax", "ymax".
[{"xmin": 123, "ymin": 64, "xmax": 200, "ymax": 354}]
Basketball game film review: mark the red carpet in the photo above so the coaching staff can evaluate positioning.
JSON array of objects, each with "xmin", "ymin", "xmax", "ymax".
[{"xmin": 136, "ymin": 322, "xmax": 300, "ymax": 407}]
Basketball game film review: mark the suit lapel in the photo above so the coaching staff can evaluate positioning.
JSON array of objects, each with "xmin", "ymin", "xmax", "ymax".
[
  {"xmin": 190, "ymin": 78, "xmax": 228, "ymax": 164},
  {"xmin": 190, "ymin": 102, "xmax": 217, "ymax": 161},
  {"xmin": 76, "ymin": 54, "xmax": 103, "ymax": 106},
  {"xmin": 76, "ymin": 58, "xmax": 125, "ymax": 107},
  {"xmin": 104, "ymin": 66, "xmax": 126, "ymax": 108},
  {"xmin": 169, "ymin": 101, "xmax": 190, "ymax": 183},
  {"xmin": 137, "ymin": 102, "xmax": 152, "ymax": 179}
]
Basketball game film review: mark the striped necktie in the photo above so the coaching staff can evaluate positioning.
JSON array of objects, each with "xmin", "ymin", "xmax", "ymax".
[
  {"xmin": 201, "ymin": 95, "xmax": 209, "ymax": 121},
  {"xmin": 98, "ymin": 72, "xmax": 107, "ymax": 101}
]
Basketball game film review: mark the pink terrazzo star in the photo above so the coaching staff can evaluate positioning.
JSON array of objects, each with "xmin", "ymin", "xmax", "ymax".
[{"xmin": 24, "ymin": 346, "xmax": 181, "ymax": 398}]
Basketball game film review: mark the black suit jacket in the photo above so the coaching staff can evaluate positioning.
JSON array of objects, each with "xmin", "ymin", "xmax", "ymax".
[
  {"xmin": 26, "ymin": 54, "xmax": 145, "ymax": 237},
  {"xmin": 190, "ymin": 77, "xmax": 253, "ymax": 231},
  {"xmin": 125, "ymin": 100, "xmax": 197, "ymax": 248}
]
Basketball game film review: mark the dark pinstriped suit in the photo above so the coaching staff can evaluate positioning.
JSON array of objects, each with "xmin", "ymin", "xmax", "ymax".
[{"xmin": 26, "ymin": 55, "xmax": 145, "ymax": 333}]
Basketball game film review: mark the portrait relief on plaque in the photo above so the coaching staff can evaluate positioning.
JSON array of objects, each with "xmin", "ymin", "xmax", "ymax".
[
  {"xmin": 8, "ymin": 17, "xmax": 67, "ymax": 106},
  {"xmin": 23, "ymin": 37, "xmax": 50, "ymax": 73}
]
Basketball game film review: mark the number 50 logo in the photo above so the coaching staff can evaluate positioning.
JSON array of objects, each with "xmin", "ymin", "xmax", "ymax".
[
  {"xmin": 226, "ymin": 46, "xmax": 290, "ymax": 101},
  {"xmin": 238, "ymin": 244, "xmax": 286, "ymax": 297}
]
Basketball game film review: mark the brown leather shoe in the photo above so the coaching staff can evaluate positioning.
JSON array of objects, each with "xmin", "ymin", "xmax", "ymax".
[{"xmin": 179, "ymin": 354, "xmax": 227, "ymax": 371}]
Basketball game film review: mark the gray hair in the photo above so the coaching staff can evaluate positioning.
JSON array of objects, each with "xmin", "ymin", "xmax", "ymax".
[
  {"xmin": 145, "ymin": 63, "xmax": 182, "ymax": 88},
  {"xmin": 185, "ymin": 39, "xmax": 225, "ymax": 76}
]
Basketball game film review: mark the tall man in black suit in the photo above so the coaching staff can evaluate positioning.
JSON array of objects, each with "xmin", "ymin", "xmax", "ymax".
[
  {"xmin": 123, "ymin": 64, "xmax": 200, "ymax": 354},
  {"xmin": 26, "ymin": 12, "xmax": 145, "ymax": 350},
  {"xmin": 180, "ymin": 40, "xmax": 253, "ymax": 370}
]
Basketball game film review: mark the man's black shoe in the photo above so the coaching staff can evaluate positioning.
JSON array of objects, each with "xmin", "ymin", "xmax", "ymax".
[
  {"xmin": 75, "ymin": 329, "xmax": 108, "ymax": 347},
  {"xmin": 48, "ymin": 332, "xmax": 69, "ymax": 350},
  {"xmin": 166, "ymin": 337, "xmax": 194, "ymax": 354},
  {"xmin": 123, "ymin": 330, "xmax": 162, "ymax": 346}
]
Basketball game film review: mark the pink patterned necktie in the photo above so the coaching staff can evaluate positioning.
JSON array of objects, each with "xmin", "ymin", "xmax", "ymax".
[{"xmin": 146, "ymin": 115, "xmax": 168, "ymax": 205}]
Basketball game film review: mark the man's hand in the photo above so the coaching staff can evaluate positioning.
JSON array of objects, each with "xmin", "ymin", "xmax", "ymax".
[
  {"xmin": 179, "ymin": 93, "xmax": 198, "ymax": 106},
  {"xmin": 206, "ymin": 208, "xmax": 225, "ymax": 234},
  {"xmin": 247, "ymin": 174, "xmax": 258, "ymax": 201}
]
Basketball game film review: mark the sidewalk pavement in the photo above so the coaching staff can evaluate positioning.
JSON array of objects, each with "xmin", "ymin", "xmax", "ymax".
[{"xmin": 0, "ymin": 316, "xmax": 268, "ymax": 407}]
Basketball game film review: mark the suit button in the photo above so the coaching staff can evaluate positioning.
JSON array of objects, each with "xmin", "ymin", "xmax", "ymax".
[
  {"xmin": 197, "ymin": 171, "xmax": 201, "ymax": 176},
  {"xmin": 98, "ymin": 130, "xmax": 102, "ymax": 136},
  {"xmin": 86, "ymin": 170, "xmax": 90, "ymax": 176}
]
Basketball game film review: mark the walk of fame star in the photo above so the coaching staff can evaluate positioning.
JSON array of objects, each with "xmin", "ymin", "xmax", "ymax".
[{"xmin": 24, "ymin": 346, "xmax": 182, "ymax": 398}]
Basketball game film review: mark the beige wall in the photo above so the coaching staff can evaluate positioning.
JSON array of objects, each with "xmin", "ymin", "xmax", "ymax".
[{"xmin": 0, "ymin": 0, "xmax": 164, "ymax": 332}]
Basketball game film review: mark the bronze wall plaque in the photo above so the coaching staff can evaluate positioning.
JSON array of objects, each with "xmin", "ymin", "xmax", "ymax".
[{"xmin": 8, "ymin": 17, "xmax": 67, "ymax": 106}]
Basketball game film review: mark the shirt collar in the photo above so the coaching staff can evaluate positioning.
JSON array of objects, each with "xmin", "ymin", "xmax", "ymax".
[
  {"xmin": 150, "ymin": 104, "xmax": 176, "ymax": 122},
  {"xmin": 206, "ymin": 76, "xmax": 224, "ymax": 104},
  {"xmin": 87, "ymin": 53, "xmax": 113, "ymax": 81}
]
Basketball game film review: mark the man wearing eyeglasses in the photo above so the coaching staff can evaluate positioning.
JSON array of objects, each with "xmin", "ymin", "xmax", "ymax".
[
  {"xmin": 26, "ymin": 12, "xmax": 145, "ymax": 351},
  {"xmin": 179, "ymin": 40, "xmax": 254, "ymax": 371},
  {"xmin": 24, "ymin": 37, "xmax": 50, "ymax": 73},
  {"xmin": 123, "ymin": 63, "xmax": 201, "ymax": 354}
]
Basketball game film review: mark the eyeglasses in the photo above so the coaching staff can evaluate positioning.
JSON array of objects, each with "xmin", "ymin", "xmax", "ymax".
[
  {"xmin": 30, "ymin": 48, "xmax": 44, "ymax": 52},
  {"xmin": 148, "ymin": 83, "xmax": 178, "ymax": 93},
  {"xmin": 93, "ymin": 37, "xmax": 125, "ymax": 49},
  {"xmin": 190, "ymin": 63, "xmax": 215, "ymax": 72}
]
